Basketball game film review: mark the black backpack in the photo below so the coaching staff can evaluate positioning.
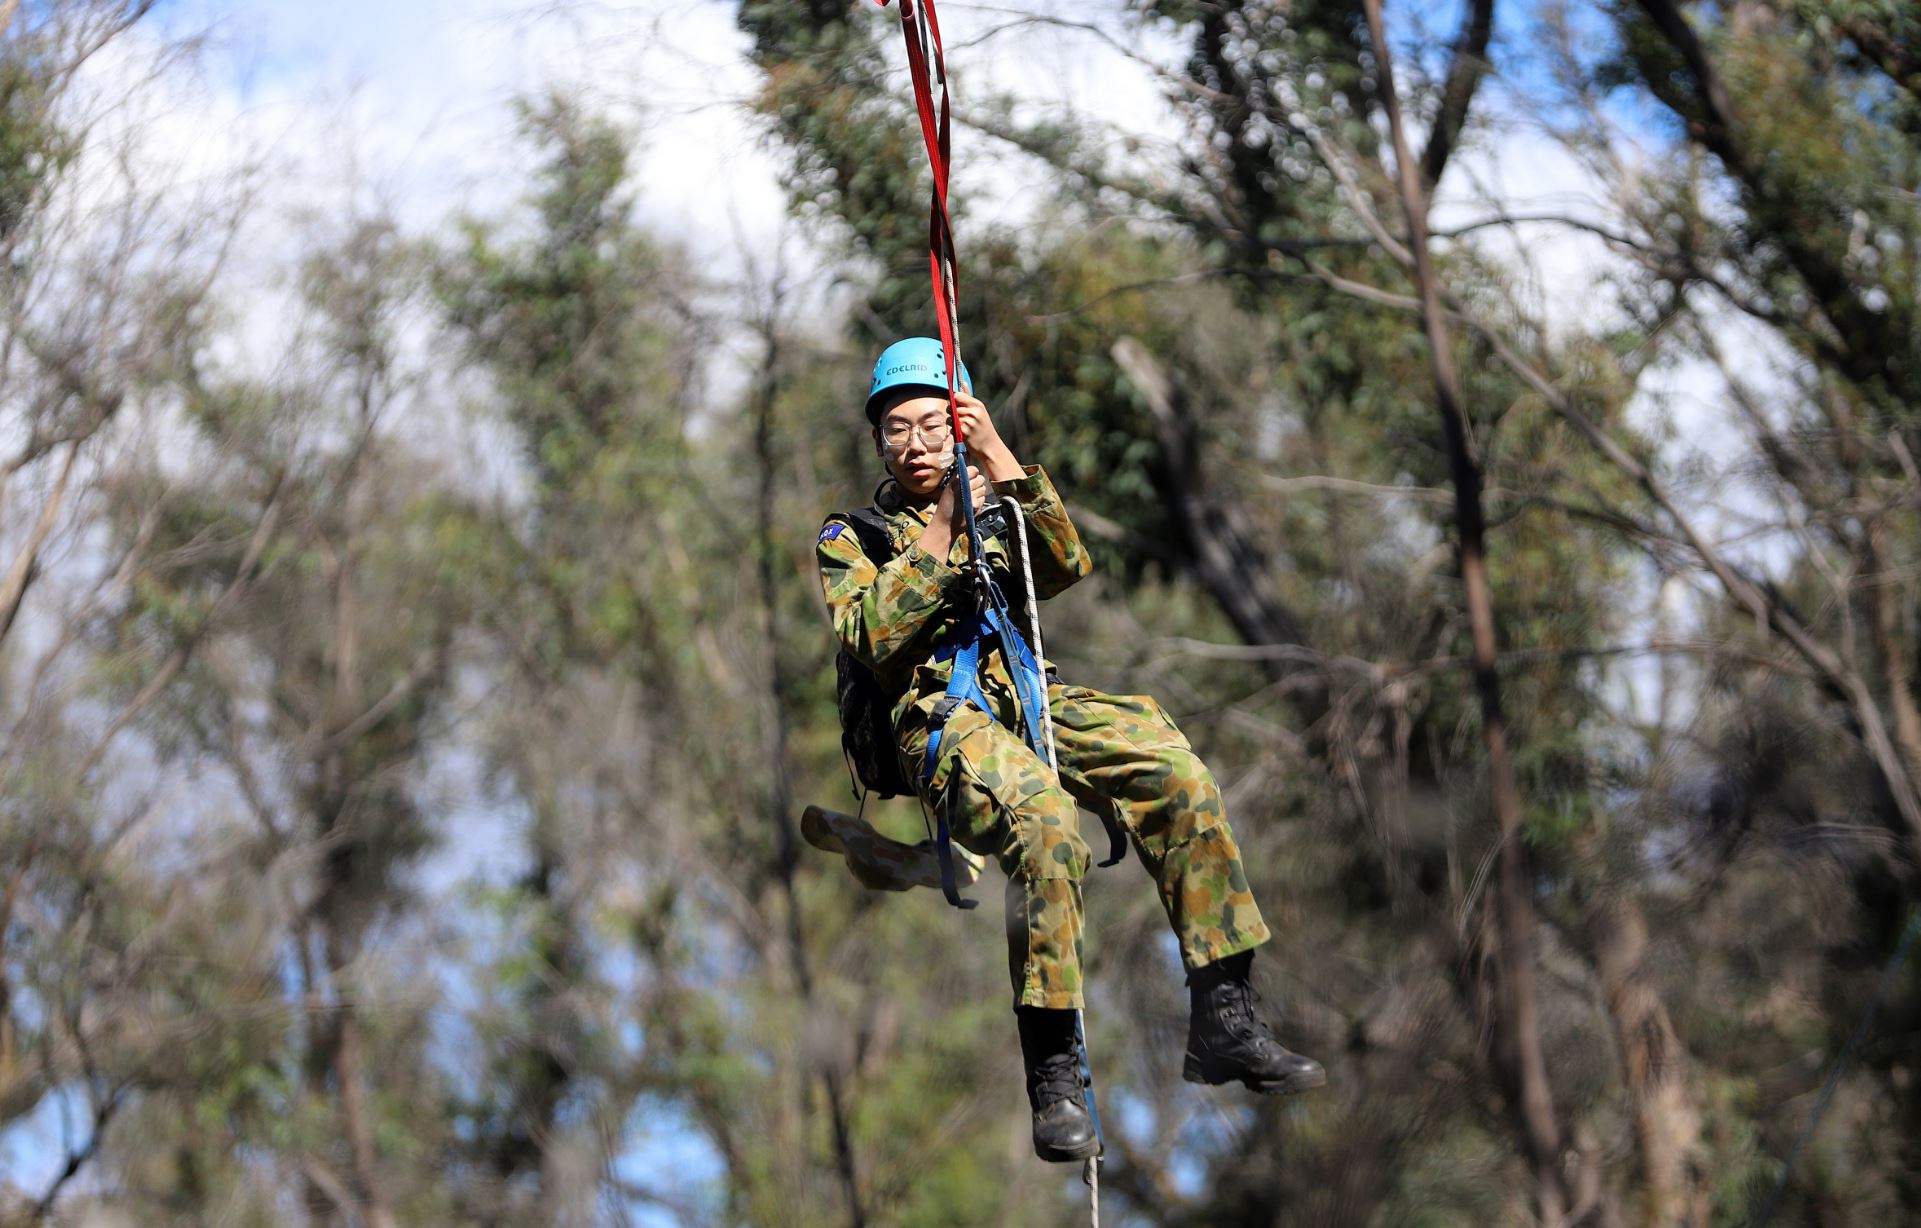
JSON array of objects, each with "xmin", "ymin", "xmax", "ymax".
[{"xmin": 829, "ymin": 507, "xmax": 917, "ymax": 799}]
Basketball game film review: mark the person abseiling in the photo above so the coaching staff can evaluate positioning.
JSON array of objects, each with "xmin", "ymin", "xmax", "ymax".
[{"xmin": 816, "ymin": 337, "xmax": 1326, "ymax": 1163}]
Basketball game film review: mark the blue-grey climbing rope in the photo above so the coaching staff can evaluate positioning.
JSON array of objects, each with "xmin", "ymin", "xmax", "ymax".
[
  {"xmin": 1012, "ymin": 499, "xmax": 1106, "ymax": 1221},
  {"xmin": 1004, "ymin": 500, "xmax": 1056, "ymax": 770},
  {"xmin": 870, "ymin": 1, "xmax": 1108, "ymax": 1214}
]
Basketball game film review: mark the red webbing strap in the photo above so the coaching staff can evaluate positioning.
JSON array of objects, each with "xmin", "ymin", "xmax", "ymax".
[{"xmin": 875, "ymin": 0, "xmax": 965, "ymax": 444}]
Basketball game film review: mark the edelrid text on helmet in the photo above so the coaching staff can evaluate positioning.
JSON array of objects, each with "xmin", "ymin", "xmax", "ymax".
[{"xmin": 866, "ymin": 337, "xmax": 972, "ymax": 424}]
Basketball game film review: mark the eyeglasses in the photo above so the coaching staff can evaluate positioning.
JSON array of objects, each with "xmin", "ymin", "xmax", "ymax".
[{"xmin": 880, "ymin": 417, "xmax": 953, "ymax": 451}]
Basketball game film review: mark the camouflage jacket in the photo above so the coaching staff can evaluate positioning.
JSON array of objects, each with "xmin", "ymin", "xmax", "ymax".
[{"xmin": 817, "ymin": 464, "xmax": 1091, "ymax": 726}]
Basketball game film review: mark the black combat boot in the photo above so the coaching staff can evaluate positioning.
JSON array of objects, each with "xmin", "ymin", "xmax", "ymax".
[
  {"xmin": 1015, "ymin": 1007, "xmax": 1099, "ymax": 1162},
  {"xmin": 1184, "ymin": 951, "xmax": 1327, "ymax": 1095}
]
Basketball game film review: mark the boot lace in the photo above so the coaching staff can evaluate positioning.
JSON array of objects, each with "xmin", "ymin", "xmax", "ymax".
[
  {"xmin": 1032, "ymin": 1049, "xmax": 1083, "ymax": 1107},
  {"xmin": 1215, "ymin": 979, "xmax": 1271, "ymax": 1044}
]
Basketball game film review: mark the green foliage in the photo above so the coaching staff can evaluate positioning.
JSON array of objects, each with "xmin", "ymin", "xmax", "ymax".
[
  {"xmin": 7, "ymin": 1, "xmax": 1921, "ymax": 1223},
  {"xmin": 0, "ymin": 32, "xmax": 75, "ymax": 243}
]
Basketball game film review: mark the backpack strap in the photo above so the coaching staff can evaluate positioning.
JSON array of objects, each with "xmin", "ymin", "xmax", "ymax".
[
  {"xmin": 829, "ymin": 506, "xmax": 896, "ymax": 569},
  {"xmin": 827, "ymin": 504, "xmax": 916, "ymax": 805}
]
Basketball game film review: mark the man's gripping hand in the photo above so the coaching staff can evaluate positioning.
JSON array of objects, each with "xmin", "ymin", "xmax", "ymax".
[
  {"xmin": 919, "ymin": 462, "xmax": 993, "ymax": 561},
  {"xmin": 951, "ymin": 389, "xmax": 1023, "ymax": 481}
]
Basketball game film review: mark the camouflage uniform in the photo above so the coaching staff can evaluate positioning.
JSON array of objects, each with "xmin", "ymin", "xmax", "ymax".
[{"xmin": 818, "ymin": 465, "xmax": 1271, "ymax": 1009}]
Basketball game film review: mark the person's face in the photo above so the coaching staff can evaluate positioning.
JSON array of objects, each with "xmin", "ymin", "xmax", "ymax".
[{"xmin": 873, "ymin": 393, "xmax": 954, "ymax": 497}]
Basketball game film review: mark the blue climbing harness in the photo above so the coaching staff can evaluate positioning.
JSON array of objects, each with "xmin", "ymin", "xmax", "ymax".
[
  {"xmin": 918, "ymin": 583, "xmax": 1051, "ymax": 911},
  {"xmin": 917, "ymin": 459, "xmax": 1126, "ymax": 911},
  {"xmin": 922, "ymin": 601, "xmax": 1050, "ymax": 783}
]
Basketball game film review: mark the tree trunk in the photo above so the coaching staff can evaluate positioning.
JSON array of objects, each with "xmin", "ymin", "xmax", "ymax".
[
  {"xmin": 751, "ymin": 305, "xmax": 865, "ymax": 1228},
  {"xmin": 331, "ymin": 1007, "xmax": 398, "ymax": 1228},
  {"xmin": 1865, "ymin": 518, "xmax": 1921, "ymax": 780},
  {"xmin": 1583, "ymin": 894, "xmax": 1710, "ymax": 1227},
  {"xmin": 0, "ymin": 442, "xmax": 78, "ymax": 644},
  {"xmin": 1360, "ymin": 2, "xmax": 1568, "ymax": 1221},
  {"xmin": 1111, "ymin": 337, "xmax": 1313, "ymax": 669}
]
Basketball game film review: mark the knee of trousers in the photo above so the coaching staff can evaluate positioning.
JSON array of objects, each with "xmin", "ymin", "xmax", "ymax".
[
  {"xmin": 1059, "ymin": 691, "xmax": 1227, "ymax": 849},
  {"xmin": 1005, "ymin": 796, "xmax": 1090, "ymax": 884},
  {"xmin": 939, "ymin": 771, "xmax": 1091, "ymax": 884},
  {"xmin": 1124, "ymin": 745, "xmax": 1230, "ymax": 854},
  {"xmin": 953, "ymin": 774, "xmax": 1087, "ymax": 884}
]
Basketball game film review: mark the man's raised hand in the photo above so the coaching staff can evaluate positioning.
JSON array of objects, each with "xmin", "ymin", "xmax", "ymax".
[
  {"xmin": 952, "ymin": 390, "xmax": 1023, "ymax": 480},
  {"xmin": 918, "ymin": 462, "xmax": 992, "ymax": 561}
]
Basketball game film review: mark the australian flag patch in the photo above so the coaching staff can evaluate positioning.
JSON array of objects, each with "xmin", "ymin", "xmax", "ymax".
[{"xmin": 819, "ymin": 522, "xmax": 845, "ymax": 543}]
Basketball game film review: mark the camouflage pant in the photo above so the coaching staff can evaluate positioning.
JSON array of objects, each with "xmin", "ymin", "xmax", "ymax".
[{"xmin": 901, "ymin": 670, "xmax": 1271, "ymax": 1009}]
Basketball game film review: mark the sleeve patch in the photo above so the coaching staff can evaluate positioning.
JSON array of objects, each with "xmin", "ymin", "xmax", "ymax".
[{"xmin": 819, "ymin": 522, "xmax": 846, "ymax": 543}]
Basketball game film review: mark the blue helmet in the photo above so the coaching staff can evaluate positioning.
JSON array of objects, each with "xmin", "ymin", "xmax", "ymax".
[{"xmin": 865, "ymin": 337, "xmax": 971, "ymax": 424}]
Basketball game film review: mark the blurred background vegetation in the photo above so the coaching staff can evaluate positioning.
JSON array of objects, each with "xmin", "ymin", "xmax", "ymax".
[{"xmin": 2, "ymin": 0, "xmax": 1920, "ymax": 1224}]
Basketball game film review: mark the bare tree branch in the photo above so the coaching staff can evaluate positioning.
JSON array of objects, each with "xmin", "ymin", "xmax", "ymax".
[
  {"xmin": 1111, "ymin": 337, "xmax": 1312, "ymax": 668},
  {"xmin": 1279, "ymin": 122, "xmax": 1921, "ymax": 854},
  {"xmin": 29, "ymin": 1083, "xmax": 124, "ymax": 1222},
  {"xmin": 1420, "ymin": 0, "xmax": 1495, "ymax": 190},
  {"xmin": 77, "ymin": 476, "xmax": 287, "ymax": 781}
]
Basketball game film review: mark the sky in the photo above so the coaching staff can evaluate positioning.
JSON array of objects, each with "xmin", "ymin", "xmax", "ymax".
[
  {"xmin": 104, "ymin": 0, "xmax": 1714, "ymax": 398},
  {"xmin": 75, "ymin": 0, "xmax": 1691, "ymax": 376},
  {"xmin": 122, "ymin": 1, "xmax": 1182, "ymax": 303}
]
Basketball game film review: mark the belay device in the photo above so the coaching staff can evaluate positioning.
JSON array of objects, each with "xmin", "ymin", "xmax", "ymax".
[{"xmin": 871, "ymin": 0, "xmax": 1113, "ymax": 1212}]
